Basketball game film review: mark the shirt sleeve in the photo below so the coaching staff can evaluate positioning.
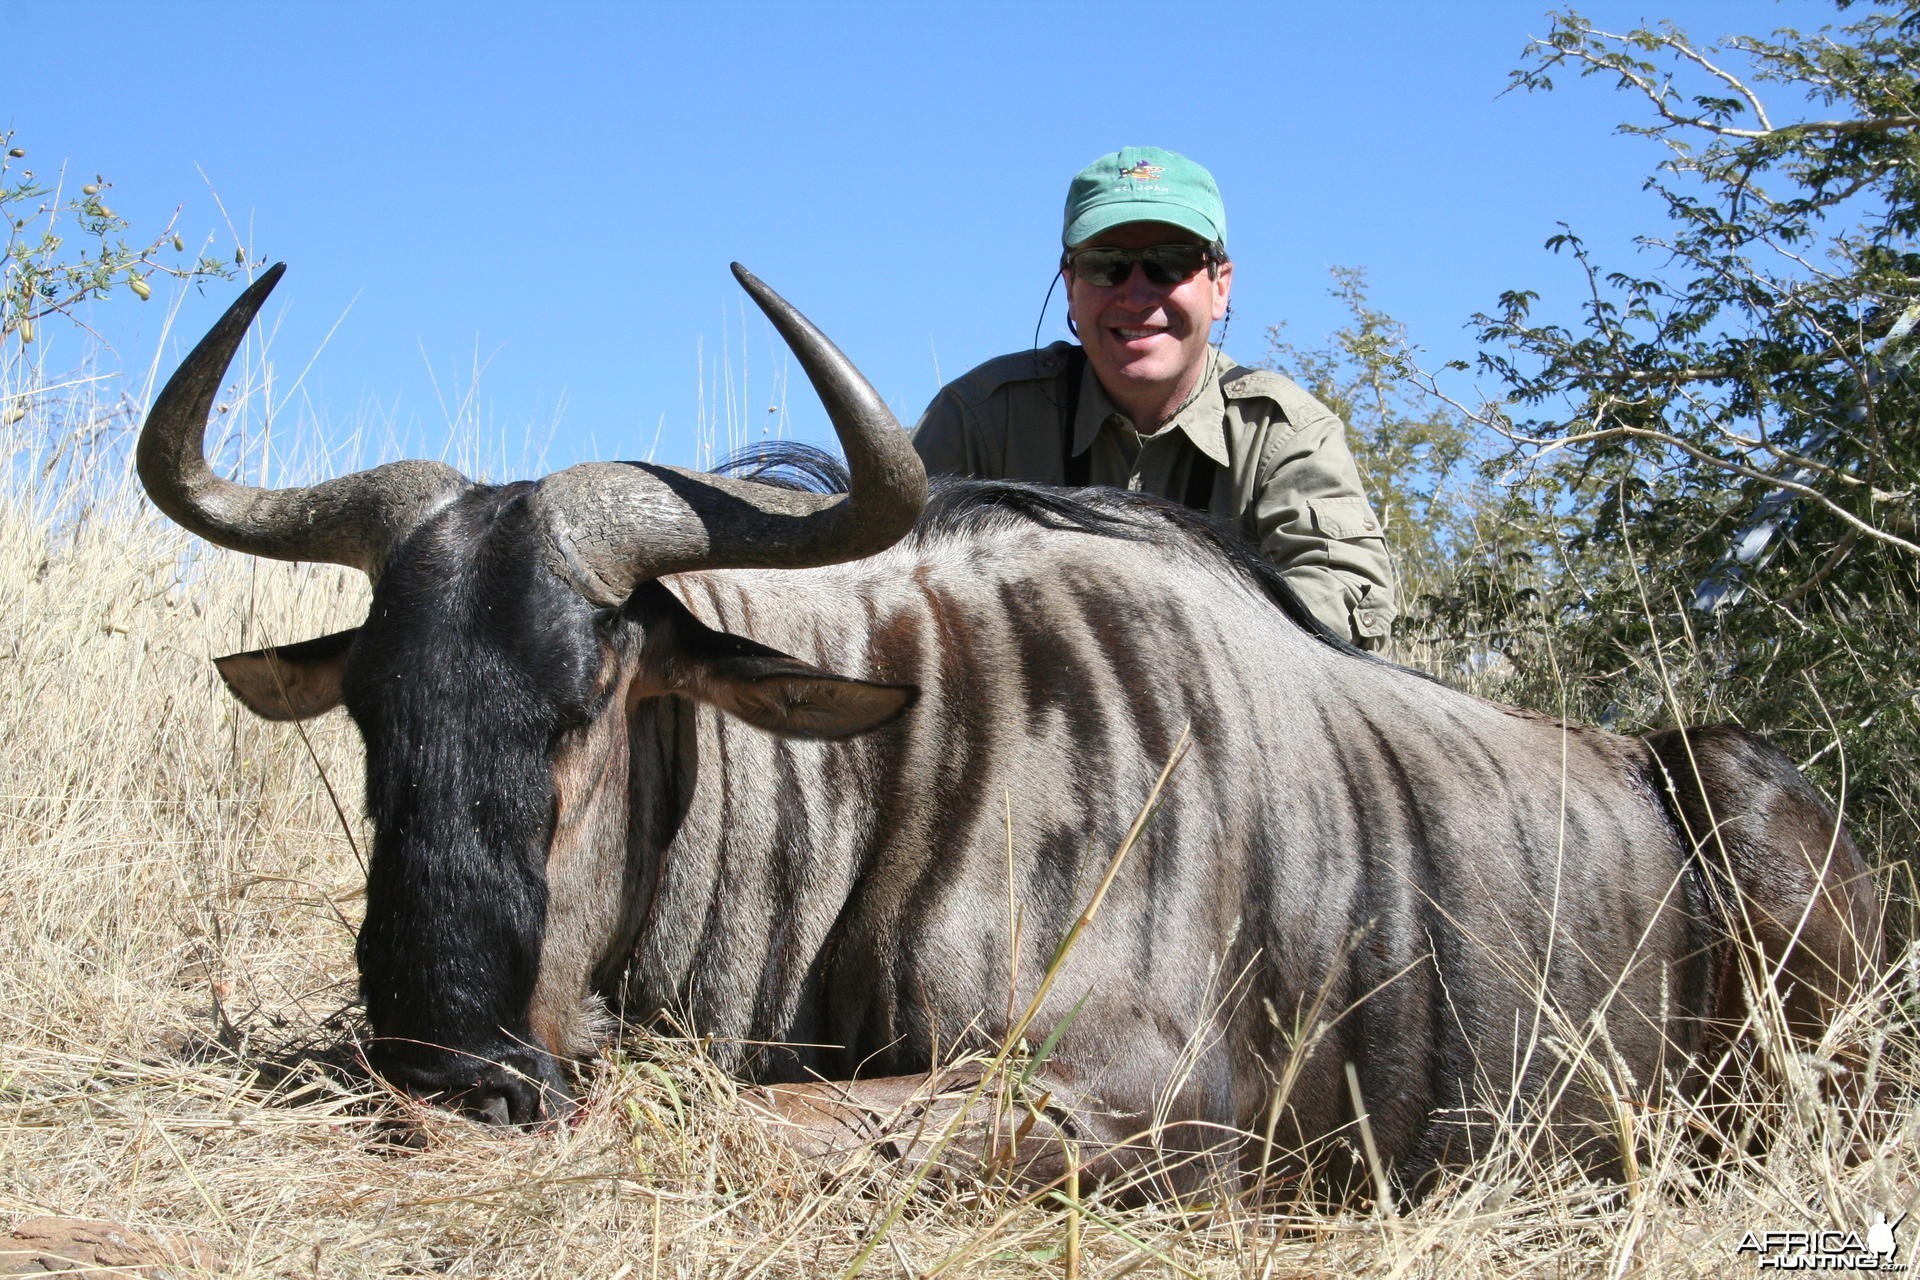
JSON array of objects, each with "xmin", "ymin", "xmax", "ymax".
[
  {"xmin": 1249, "ymin": 406, "xmax": 1399, "ymax": 650},
  {"xmin": 911, "ymin": 384, "xmax": 982, "ymax": 479}
]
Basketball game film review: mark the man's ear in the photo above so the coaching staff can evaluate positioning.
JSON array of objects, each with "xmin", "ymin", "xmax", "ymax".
[
  {"xmin": 1211, "ymin": 257, "xmax": 1234, "ymax": 321},
  {"xmin": 213, "ymin": 628, "xmax": 357, "ymax": 721}
]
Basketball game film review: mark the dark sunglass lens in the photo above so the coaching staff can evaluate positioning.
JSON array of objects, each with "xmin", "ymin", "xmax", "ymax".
[
  {"xmin": 1075, "ymin": 250, "xmax": 1131, "ymax": 287},
  {"xmin": 1140, "ymin": 246, "xmax": 1208, "ymax": 286},
  {"xmin": 1139, "ymin": 260, "xmax": 1175, "ymax": 287}
]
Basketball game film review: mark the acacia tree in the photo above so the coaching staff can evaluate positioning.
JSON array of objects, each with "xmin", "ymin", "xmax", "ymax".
[{"xmin": 1439, "ymin": 2, "xmax": 1920, "ymax": 871}]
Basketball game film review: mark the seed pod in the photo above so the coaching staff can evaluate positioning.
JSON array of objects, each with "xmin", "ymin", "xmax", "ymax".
[
  {"xmin": 5, "ymin": 148, "xmax": 22, "ymax": 158},
  {"xmin": 171, "ymin": 234, "xmax": 184, "ymax": 252},
  {"xmin": 130, "ymin": 278, "xmax": 152, "ymax": 300},
  {"xmin": 234, "ymin": 246, "xmax": 245, "ymax": 264},
  {"xmin": 82, "ymin": 183, "xmax": 99, "ymax": 196},
  {"xmin": 19, "ymin": 319, "xmax": 33, "ymax": 344},
  {"xmin": 5, "ymin": 404, "xmax": 24, "ymax": 424},
  {"xmin": 96, "ymin": 205, "xmax": 113, "ymax": 219}
]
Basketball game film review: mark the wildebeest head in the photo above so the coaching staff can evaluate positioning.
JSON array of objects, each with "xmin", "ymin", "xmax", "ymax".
[{"xmin": 139, "ymin": 265, "xmax": 925, "ymax": 1123}]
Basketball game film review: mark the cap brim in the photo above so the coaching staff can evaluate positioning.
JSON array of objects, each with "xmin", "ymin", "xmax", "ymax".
[{"xmin": 1064, "ymin": 201, "xmax": 1220, "ymax": 247}]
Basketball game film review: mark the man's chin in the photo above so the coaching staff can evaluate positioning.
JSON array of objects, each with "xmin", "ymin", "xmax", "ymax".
[{"xmin": 1090, "ymin": 352, "xmax": 1181, "ymax": 394}]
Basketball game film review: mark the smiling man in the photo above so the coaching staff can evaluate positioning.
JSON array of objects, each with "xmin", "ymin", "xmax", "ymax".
[{"xmin": 912, "ymin": 146, "xmax": 1397, "ymax": 648}]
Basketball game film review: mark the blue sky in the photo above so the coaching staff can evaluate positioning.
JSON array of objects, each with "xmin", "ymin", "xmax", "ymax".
[{"xmin": 8, "ymin": 1, "xmax": 1839, "ymax": 477}]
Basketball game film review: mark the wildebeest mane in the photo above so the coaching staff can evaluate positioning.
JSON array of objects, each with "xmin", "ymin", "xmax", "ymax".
[
  {"xmin": 716, "ymin": 441, "xmax": 1140, "ymax": 538},
  {"xmin": 716, "ymin": 441, "xmax": 1380, "ymax": 662},
  {"xmin": 713, "ymin": 441, "xmax": 853, "ymax": 494}
]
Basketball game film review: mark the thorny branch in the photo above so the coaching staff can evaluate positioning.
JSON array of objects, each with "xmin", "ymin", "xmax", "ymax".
[{"xmin": 1524, "ymin": 19, "xmax": 1919, "ymax": 141}]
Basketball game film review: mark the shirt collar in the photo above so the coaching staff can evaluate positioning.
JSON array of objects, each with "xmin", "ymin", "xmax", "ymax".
[{"xmin": 1069, "ymin": 346, "xmax": 1233, "ymax": 467}]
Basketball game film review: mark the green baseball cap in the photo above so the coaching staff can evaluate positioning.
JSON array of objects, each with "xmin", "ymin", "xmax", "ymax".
[{"xmin": 1062, "ymin": 146, "xmax": 1227, "ymax": 248}]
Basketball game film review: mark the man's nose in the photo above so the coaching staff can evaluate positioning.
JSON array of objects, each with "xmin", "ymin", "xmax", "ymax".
[{"xmin": 1118, "ymin": 263, "xmax": 1164, "ymax": 303}]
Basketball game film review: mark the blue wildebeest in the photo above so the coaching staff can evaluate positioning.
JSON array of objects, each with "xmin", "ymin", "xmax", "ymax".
[{"xmin": 141, "ymin": 265, "xmax": 1881, "ymax": 1200}]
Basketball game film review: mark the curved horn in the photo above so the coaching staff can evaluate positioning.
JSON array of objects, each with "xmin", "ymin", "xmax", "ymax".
[
  {"xmin": 137, "ymin": 264, "xmax": 467, "ymax": 576},
  {"xmin": 529, "ymin": 264, "xmax": 928, "ymax": 606}
]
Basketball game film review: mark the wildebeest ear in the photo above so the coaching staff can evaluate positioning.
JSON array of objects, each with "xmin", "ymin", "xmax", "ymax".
[
  {"xmin": 688, "ymin": 650, "xmax": 917, "ymax": 739},
  {"xmin": 638, "ymin": 582, "xmax": 916, "ymax": 738},
  {"xmin": 213, "ymin": 628, "xmax": 358, "ymax": 721}
]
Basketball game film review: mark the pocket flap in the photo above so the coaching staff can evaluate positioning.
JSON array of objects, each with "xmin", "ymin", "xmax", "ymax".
[{"xmin": 1308, "ymin": 496, "xmax": 1382, "ymax": 540}]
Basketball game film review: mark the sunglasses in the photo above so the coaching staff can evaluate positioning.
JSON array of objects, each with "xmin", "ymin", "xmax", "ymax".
[{"xmin": 1065, "ymin": 243, "xmax": 1217, "ymax": 288}]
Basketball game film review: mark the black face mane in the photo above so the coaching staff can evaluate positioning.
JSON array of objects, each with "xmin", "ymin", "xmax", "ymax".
[
  {"xmin": 717, "ymin": 442, "xmax": 1378, "ymax": 661},
  {"xmin": 342, "ymin": 481, "xmax": 605, "ymax": 1115}
]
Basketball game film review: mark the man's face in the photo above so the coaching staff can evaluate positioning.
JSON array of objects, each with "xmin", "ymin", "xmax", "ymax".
[{"xmin": 1064, "ymin": 221, "xmax": 1233, "ymax": 423}]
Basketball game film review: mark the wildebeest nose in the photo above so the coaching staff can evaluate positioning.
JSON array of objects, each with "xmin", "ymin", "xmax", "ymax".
[
  {"xmin": 463, "ymin": 1060, "xmax": 577, "ymax": 1128},
  {"xmin": 366, "ymin": 1041, "xmax": 575, "ymax": 1128},
  {"xmin": 471, "ymin": 1092, "xmax": 515, "ymax": 1127}
]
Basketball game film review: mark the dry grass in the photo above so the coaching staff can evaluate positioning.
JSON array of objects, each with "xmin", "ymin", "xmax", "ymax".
[{"xmin": 2, "ymin": 367, "xmax": 1917, "ymax": 1278}]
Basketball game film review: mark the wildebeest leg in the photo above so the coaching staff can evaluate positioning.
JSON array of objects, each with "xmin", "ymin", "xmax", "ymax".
[
  {"xmin": 1646, "ymin": 726, "xmax": 1883, "ymax": 1097},
  {"xmin": 744, "ymin": 1070, "xmax": 1236, "ymax": 1199}
]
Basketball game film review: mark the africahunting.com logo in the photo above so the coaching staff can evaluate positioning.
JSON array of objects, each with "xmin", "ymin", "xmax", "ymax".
[{"xmin": 1737, "ymin": 1211, "xmax": 1906, "ymax": 1270}]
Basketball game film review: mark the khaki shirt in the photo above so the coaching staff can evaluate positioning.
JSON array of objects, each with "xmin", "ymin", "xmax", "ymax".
[{"xmin": 912, "ymin": 342, "xmax": 1397, "ymax": 647}]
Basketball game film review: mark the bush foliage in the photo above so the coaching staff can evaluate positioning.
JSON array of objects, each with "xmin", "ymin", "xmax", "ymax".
[{"xmin": 1279, "ymin": 4, "xmax": 1920, "ymax": 922}]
